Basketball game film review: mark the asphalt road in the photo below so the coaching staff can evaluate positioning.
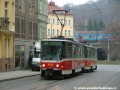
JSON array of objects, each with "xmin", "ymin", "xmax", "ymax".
[{"xmin": 0, "ymin": 65, "xmax": 120, "ymax": 90}]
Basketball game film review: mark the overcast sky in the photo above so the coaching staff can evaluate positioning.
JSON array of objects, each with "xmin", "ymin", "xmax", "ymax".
[{"xmin": 48, "ymin": 0, "xmax": 91, "ymax": 6}]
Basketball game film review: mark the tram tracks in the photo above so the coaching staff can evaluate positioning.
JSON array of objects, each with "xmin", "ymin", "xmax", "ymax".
[
  {"xmin": 35, "ymin": 66, "xmax": 120, "ymax": 90},
  {"xmin": 0, "ymin": 65, "xmax": 120, "ymax": 90}
]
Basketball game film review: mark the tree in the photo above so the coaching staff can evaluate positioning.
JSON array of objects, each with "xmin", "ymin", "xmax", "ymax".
[
  {"xmin": 101, "ymin": 21, "xmax": 120, "ymax": 60},
  {"xmin": 93, "ymin": 20, "xmax": 98, "ymax": 31},
  {"xmin": 88, "ymin": 19, "xmax": 93, "ymax": 31},
  {"xmin": 98, "ymin": 19, "xmax": 105, "ymax": 31}
]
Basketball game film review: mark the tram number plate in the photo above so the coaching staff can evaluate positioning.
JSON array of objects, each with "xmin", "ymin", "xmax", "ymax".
[{"xmin": 48, "ymin": 64, "xmax": 53, "ymax": 66}]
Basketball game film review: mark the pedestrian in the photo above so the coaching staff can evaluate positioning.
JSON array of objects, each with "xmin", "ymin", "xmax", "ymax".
[{"xmin": 28, "ymin": 51, "xmax": 33, "ymax": 69}]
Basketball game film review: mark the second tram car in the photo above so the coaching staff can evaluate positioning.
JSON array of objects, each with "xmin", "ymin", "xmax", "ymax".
[{"xmin": 40, "ymin": 39, "xmax": 97, "ymax": 78}]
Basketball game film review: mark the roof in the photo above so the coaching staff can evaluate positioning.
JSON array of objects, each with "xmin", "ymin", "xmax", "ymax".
[{"xmin": 48, "ymin": 1, "xmax": 72, "ymax": 15}]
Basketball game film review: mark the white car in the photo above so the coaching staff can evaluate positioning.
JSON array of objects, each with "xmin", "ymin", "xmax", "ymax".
[{"xmin": 31, "ymin": 52, "xmax": 41, "ymax": 71}]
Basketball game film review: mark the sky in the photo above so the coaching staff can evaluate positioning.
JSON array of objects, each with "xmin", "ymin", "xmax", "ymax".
[{"xmin": 48, "ymin": 0, "xmax": 90, "ymax": 6}]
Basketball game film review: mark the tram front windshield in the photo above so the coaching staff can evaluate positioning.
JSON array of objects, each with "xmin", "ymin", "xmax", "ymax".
[{"xmin": 41, "ymin": 41, "xmax": 62, "ymax": 60}]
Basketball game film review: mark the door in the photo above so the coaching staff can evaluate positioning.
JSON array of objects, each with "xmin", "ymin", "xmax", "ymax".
[{"xmin": 15, "ymin": 45, "xmax": 25, "ymax": 70}]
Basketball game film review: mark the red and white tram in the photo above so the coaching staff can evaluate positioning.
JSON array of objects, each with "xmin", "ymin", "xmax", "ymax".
[{"xmin": 40, "ymin": 38, "xmax": 97, "ymax": 78}]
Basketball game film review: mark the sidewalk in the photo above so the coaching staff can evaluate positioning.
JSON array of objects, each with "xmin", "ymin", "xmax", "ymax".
[{"xmin": 0, "ymin": 70, "xmax": 40, "ymax": 82}]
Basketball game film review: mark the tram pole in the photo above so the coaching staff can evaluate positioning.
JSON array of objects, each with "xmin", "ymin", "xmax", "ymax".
[
  {"xmin": 53, "ymin": 10, "xmax": 68, "ymax": 38},
  {"xmin": 107, "ymin": 35, "xmax": 110, "ymax": 62}
]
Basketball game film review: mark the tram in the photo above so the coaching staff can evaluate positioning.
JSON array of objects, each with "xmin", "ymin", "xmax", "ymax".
[{"xmin": 40, "ymin": 38, "xmax": 97, "ymax": 78}]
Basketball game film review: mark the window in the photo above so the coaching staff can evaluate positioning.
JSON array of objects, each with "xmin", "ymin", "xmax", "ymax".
[
  {"xmin": 33, "ymin": 22, "xmax": 37, "ymax": 40},
  {"xmin": 29, "ymin": 0, "xmax": 35, "ymax": 15},
  {"xmin": 57, "ymin": 30, "xmax": 59, "ymax": 36},
  {"xmin": 65, "ymin": 20, "xmax": 67, "ymax": 25},
  {"xmin": 21, "ymin": 0, "xmax": 25, "ymax": 12},
  {"xmin": 53, "ymin": 29, "xmax": 54, "ymax": 36},
  {"xmin": 28, "ymin": 21, "xmax": 37, "ymax": 40},
  {"xmin": 21, "ymin": 18, "xmax": 25, "ymax": 39},
  {"xmin": 5, "ymin": 2, "xmax": 8, "ymax": 8},
  {"xmin": 65, "ymin": 42, "xmax": 72, "ymax": 58},
  {"xmin": 29, "ymin": 21, "xmax": 32, "ymax": 39},
  {"xmin": 57, "ymin": 19, "xmax": 59, "ymax": 25},
  {"xmin": 18, "ymin": 0, "xmax": 21, "ymax": 10},
  {"xmin": 48, "ymin": 29, "xmax": 50, "ymax": 35},
  {"xmin": 61, "ymin": 19, "xmax": 63, "ymax": 24},
  {"xmin": 89, "ymin": 35, "xmax": 92, "ymax": 38},
  {"xmin": 48, "ymin": 18, "xmax": 50, "ymax": 24},
  {"xmin": 15, "ymin": 0, "xmax": 17, "ymax": 8},
  {"xmin": 5, "ymin": 38, "xmax": 10, "ymax": 58},
  {"xmin": 5, "ymin": 1, "xmax": 9, "ymax": 17},
  {"xmin": 65, "ymin": 30, "xmax": 67, "ymax": 36},
  {"xmin": 15, "ymin": 17, "xmax": 20, "ymax": 38},
  {"xmin": 93, "ymin": 35, "xmax": 95, "ymax": 38},
  {"xmin": 29, "ymin": 46, "xmax": 33, "ymax": 51},
  {"xmin": 68, "ymin": 20, "xmax": 71, "ymax": 25},
  {"xmin": 68, "ymin": 30, "xmax": 70, "ymax": 36},
  {"xmin": 53, "ymin": 19, "xmax": 55, "ymax": 24}
]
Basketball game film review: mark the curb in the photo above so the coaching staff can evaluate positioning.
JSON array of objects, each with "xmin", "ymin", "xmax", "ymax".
[{"xmin": 0, "ymin": 74, "xmax": 40, "ymax": 82}]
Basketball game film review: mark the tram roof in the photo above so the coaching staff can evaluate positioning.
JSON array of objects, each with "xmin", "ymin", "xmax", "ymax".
[
  {"xmin": 41, "ymin": 39, "xmax": 97, "ymax": 49},
  {"xmin": 41, "ymin": 38, "xmax": 84, "ymax": 44},
  {"xmin": 42, "ymin": 38, "xmax": 73, "ymax": 42}
]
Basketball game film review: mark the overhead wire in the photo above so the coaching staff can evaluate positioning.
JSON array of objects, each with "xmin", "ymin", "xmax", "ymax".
[{"xmin": 90, "ymin": 0, "xmax": 109, "ymax": 22}]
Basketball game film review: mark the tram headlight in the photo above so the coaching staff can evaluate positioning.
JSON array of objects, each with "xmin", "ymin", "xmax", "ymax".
[
  {"xmin": 61, "ymin": 66, "xmax": 63, "ymax": 68},
  {"xmin": 42, "ymin": 64, "xmax": 45, "ymax": 67},
  {"xmin": 56, "ymin": 64, "xmax": 59, "ymax": 67}
]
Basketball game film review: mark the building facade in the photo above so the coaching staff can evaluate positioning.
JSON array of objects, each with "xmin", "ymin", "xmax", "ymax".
[
  {"xmin": 15, "ymin": 0, "xmax": 38, "ymax": 70},
  {"xmin": 74, "ymin": 31, "xmax": 106, "ymax": 43},
  {"xmin": 47, "ymin": 1, "xmax": 73, "ymax": 39},
  {"xmin": 38, "ymin": 0, "xmax": 48, "ymax": 41},
  {"xmin": 0, "ymin": 0, "xmax": 15, "ymax": 72}
]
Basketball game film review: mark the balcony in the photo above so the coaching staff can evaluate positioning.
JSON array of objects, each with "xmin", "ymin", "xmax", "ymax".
[{"xmin": 0, "ymin": 17, "xmax": 10, "ymax": 30}]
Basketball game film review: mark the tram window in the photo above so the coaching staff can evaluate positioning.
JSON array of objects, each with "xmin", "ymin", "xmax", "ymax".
[
  {"xmin": 41, "ymin": 41, "xmax": 62, "ymax": 60},
  {"xmin": 74, "ymin": 44, "xmax": 79, "ymax": 58},
  {"xmin": 61, "ymin": 42, "xmax": 65, "ymax": 59},
  {"xmin": 87, "ymin": 47, "xmax": 91, "ymax": 58},
  {"xmin": 65, "ymin": 42, "xmax": 72, "ymax": 58},
  {"xmin": 81, "ymin": 45, "xmax": 84, "ymax": 58},
  {"xmin": 79, "ymin": 44, "xmax": 82, "ymax": 58},
  {"xmin": 84, "ymin": 46, "xmax": 88, "ymax": 58}
]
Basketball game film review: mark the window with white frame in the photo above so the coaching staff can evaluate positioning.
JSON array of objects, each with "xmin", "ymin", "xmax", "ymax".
[
  {"xmin": 65, "ymin": 20, "xmax": 67, "ymax": 25},
  {"xmin": 48, "ymin": 18, "xmax": 50, "ymax": 24},
  {"xmin": 61, "ymin": 19, "xmax": 63, "ymax": 24},
  {"xmin": 57, "ymin": 30, "xmax": 59, "ymax": 36},
  {"xmin": 5, "ymin": 38, "xmax": 10, "ymax": 58},
  {"xmin": 65, "ymin": 30, "xmax": 67, "ymax": 36},
  {"xmin": 48, "ymin": 29, "xmax": 50, "ymax": 35},
  {"xmin": 68, "ymin": 20, "xmax": 71, "ymax": 26},
  {"xmin": 5, "ymin": 1, "xmax": 9, "ymax": 17},
  {"xmin": 53, "ymin": 19, "xmax": 55, "ymax": 24},
  {"xmin": 53, "ymin": 29, "xmax": 54, "ymax": 36},
  {"xmin": 68, "ymin": 30, "xmax": 70, "ymax": 36},
  {"xmin": 57, "ymin": 19, "xmax": 59, "ymax": 25}
]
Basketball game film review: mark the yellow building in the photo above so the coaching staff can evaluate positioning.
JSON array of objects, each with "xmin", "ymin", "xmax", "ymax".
[
  {"xmin": 0, "ymin": 0, "xmax": 15, "ymax": 72},
  {"xmin": 47, "ymin": 1, "xmax": 73, "ymax": 39}
]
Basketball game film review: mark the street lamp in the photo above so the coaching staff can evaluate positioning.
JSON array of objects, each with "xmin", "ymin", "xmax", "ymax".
[{"xmin": 107, "ymin": 35, "xmax": 110, "ymax": 62}]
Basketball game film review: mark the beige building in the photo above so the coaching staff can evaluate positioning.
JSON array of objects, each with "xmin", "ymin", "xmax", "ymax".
[
  {"xmin": 47, "ymin": 1, "xmax": 73, "ymax": 39},
  {"xmin": 0, "ymin": 0, "xmax": 15, "ymax": 72}
]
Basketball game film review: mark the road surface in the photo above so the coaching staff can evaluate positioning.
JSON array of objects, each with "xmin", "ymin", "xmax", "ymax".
[{"xmin": 0, "ymin": 65, "xmax": 120, "ymax": 90}]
